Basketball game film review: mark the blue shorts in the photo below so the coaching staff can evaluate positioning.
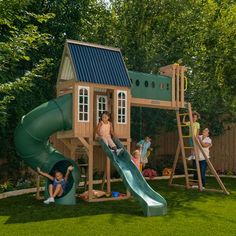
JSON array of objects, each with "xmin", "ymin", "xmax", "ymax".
[{"xmin": 188, "ymin": 138, "xmax": 193, "ymax": 147}]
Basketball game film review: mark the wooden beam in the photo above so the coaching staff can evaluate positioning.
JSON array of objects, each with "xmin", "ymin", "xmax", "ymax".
[
  {"xmin": 176, "ymin": 65, "xmax": 180, "ymax": 108},
  {"xmin": 195, "ymin": 137, "xmax": 230, "ymax": 195},
  {"xmin": 57, "ymin": 81, "xmax": 75, "ymax": 91},
  {"xmin": 168, "ymin": 142, "xmax": 181, "ymax": 186},
  {"xmin": 88, "ymin": 141, "xmax": 93, "ymax": 200},
  {"xmin": 131, "ymin": 98, "xmax": 182, "ymax": 109},
  {"xmin": 84, "ymin": 195, "xmax": 130, "ymax": 203},
  {"xmin": 172, "ymin": 65, "xmax": 176, "ymax": 107},
  {"xmin": 106, "ymin": 157, "xmax": 111, "ymax": 194},
  {"xmin": 180, "ymin": 66, "xmax": 185, "ymax": 107},
  {"xmin": 78, "ymin": 137, "xmax": 89, "ymax": 151},
  {"xmin": 57, "ymin": 130, "xmax": 74, "ymax": 139},
  {"xmin": 188, "ymin": 103, "xmax": 203, "ymax": 191}
]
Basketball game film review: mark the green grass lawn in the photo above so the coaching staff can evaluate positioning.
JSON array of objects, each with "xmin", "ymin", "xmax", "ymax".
[{"xmin": 0, "ymin": 177, "xmax": 236, "ymax": 236}]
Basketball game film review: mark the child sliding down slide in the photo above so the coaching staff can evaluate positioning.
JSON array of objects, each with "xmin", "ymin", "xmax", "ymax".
[
  {"xmin": 37, "ymin": 166, "xmax": 74, "ymax": 204},
  {"xmin": 96, "ymin": 111, "xmax": 123, "ymax": 155}
]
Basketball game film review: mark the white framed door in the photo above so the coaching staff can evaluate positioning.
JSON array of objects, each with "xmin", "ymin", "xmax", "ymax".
[{"xmin": 96, "ymin": 95, "xmax": 108, "ymax": 124}]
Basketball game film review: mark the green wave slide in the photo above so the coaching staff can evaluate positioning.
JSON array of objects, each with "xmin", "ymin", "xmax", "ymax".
[
  {"xmin": 99, "ymin": 138, "xmax": 167, "ymax": 216},
  {"xmin": 14, "ymin": 93, "xmax": 167, "ymax": 215},
  {"xmin": 14, "ymin": 93, "xmax": 79, "ymax": 205}
]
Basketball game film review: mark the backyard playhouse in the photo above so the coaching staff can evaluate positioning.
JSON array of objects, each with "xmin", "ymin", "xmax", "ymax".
[{"xmin": 14, "ymin": 40, "xmax": 229, "ymax": 217}]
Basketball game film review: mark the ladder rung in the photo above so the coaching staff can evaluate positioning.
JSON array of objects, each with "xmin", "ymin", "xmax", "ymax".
[
  {"xmin": 184, "ymin": 146, "xmax": 192, "ymax": 149},
  {"xmin": 180, "ymin": 124, "xmax": 189, "ymax": 127},
  {"xmin": 187, "ymin": 168, "xmax": 197, "ymax": 171},
  {"xmin": 179, "ymin": 113, "xmax": 189, "ymax": 116},
  {"xmin": 182, "ymin": 135, "xmax": 191, "ymax": 138}
]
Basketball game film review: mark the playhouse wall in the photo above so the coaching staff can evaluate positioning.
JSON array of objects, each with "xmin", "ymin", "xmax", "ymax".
[{"xmin": 129, "ymin": 71, "xmax": 172, "ymax": 101}]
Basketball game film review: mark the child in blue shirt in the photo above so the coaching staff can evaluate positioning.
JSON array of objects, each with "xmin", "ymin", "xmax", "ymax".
[
  {"xmin": 37, "ymin": 165, "xmax": 74, "ymax": 204},
  {"xmin": 137, "ymin": 136, "xmax": 152, "ymax": 169}
]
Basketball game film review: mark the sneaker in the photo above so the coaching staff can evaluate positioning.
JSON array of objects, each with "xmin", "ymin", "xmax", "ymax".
[
  {"xmin": 187, "ymin": 155, "xmax": 193, "ymax": 161},
  {"xmin": 43, "ymin": 197, "xmax": 54, "ymax": 204},
  {"xmin": 191, "ymin": 185, "xmax": 198, "ymax": 189},
  {"xmin": 116, "ymin": 148, "xmax": 124, "ymax": 156}
]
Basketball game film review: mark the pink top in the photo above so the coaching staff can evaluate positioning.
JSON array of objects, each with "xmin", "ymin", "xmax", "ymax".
[
  {"xmin": 132, "ymin": 156, "xmax": 140, "ymax": 169},
  {"xmin": 99, "ymin": 121, "xmax": 111, "ymax": 138}
]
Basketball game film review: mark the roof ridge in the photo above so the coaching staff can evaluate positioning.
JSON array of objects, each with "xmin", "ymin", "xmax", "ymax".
[{"xmin": 66, "ymin": 39, "xmax": 120, "ymax": 52}]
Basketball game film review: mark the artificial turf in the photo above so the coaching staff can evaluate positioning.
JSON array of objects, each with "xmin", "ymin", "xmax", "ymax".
[{"xmin": 0, "ymin": 177, "xmax": 235, "ymax": 236}]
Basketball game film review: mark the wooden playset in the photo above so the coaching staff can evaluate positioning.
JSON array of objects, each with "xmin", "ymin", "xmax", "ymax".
[
  {"xmin": 53, "ymin": 39, "xmax": 228, "ymax": 201},
  {"xmin": 15, "ymin": 39, "xmax": 229, "ymax": 217}
]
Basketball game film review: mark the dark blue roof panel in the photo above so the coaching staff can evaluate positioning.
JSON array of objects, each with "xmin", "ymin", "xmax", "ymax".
[{"xmin": 68, "ymin": 42, "xmax": 131, "ymax": 87}]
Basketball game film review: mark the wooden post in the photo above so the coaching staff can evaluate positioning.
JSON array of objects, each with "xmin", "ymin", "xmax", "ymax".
[
  {"xmin": 36, "ymin": 174, "xmax": 41, "ymax": 200},
  {"xmin": 195, "ymin": 138, "xmax": 230, "ymax": 195},
  {"xmin": 106, "ymin": 157, "xmax": 111, "ymax": 194},
  {"xmin": 172, "ymin": 65, "xmax": 176, "ymax": 107},
  {"xmin": 169, "ymin": 142, "xmax": 181, "ymax": 186},
  {"xmin": 188, "ymin": 103, "xmax": 203, "ymax": 191},
  {"xmin": 88, "ymin": 141, "xmax": 93, "ymax": 200},
  {"xmin": 176, "ymin": 110, "xmax": 190, "ymax": 188},
  {"xmin": 180, "ymin": 66, "xmax": 185, "ymax": 108},
  {"xmin": 126, "ymin": 141, "xmax": 131, "ymax": 198},
  {"xmin": 176, "ymin": 64, "xmax": 180, "ymax": 108}
]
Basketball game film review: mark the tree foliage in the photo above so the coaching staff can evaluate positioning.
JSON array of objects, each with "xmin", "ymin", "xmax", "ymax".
[{"xmin": 0, "ymin": 0, "xmax": 235, "ymax": 180}]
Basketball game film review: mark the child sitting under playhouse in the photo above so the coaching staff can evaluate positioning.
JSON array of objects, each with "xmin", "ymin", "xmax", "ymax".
[
  {"xmin": 37, "ymin": 166, "xmax": 74, "ymax": 204},
  {"xmin": 96, "ymin": 111, "xmax": 123, "ymax": 155}
]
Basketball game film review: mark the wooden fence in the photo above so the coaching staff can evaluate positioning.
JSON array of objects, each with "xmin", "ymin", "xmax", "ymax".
[{"xmin": 155, "ymin": 124, "xmax": 236, "ymax": 173}]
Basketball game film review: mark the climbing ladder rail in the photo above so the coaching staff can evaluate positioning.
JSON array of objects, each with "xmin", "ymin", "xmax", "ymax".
[{"xmin": 169, "ymin": 102, "xmax": 229, "ymax": 195}]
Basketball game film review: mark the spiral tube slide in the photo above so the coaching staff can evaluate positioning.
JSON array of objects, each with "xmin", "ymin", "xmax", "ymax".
[{"xmin": 14, "ymin": 94, "xmax": 79, "ymax": 205}]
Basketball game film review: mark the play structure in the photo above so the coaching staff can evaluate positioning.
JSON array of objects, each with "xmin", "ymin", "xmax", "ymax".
[{"xmin": 14, "ymin": 39, "xmax": 229, "ymax": 217}]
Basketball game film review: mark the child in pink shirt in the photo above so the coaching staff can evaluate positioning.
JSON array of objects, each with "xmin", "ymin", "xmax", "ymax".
[
  {"xmin": 96, "ymin": 111, "xmax": 123, "ymax": 155},
  {"xmin": 132, "ymin": 150, "xmax": 141, "ymax": 170}
]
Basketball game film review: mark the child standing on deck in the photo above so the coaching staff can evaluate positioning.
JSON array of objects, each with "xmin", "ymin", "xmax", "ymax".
[
  {"xmin": 37, "ymin": 166, "xmax": 74, "ymax": 204},
  {"xmin": 96, "ymin": 111, "xmax": 123, "ymax": 155}
]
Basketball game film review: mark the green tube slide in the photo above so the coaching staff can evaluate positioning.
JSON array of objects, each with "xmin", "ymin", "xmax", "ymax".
[
  {"xmin": 99, "ymin": 138, "xmax": 167, "ymax": 216},
  {"xmin": 14, "ymin": 94, "xmax": 79, "ymax": 205}
]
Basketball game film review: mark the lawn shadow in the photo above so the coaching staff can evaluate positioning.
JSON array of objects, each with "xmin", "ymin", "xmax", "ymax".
[{"xmin": 0, "ymin": 178, "xmax": 234, "ymax": 225}]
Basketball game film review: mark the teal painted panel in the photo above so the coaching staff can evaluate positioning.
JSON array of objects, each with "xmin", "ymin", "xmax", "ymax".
[{"xmin": 129, "ymin": 71, "xmax": 172, "ymax": 101}]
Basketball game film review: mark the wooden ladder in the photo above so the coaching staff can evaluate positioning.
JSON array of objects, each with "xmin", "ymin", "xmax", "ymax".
[{"xmin": 169, "ymin": 102, "xmax": 229, "ymax": 195}]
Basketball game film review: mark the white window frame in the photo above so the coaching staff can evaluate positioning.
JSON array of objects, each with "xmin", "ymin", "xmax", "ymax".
[
  {"xmin": 117, "ymin": 90, "xmax": 127, "ymax": 124},
  {"xmin": 96, "ymin": 95, "xmax": 108, "ymax": 124},
  {"xmin": 78, "ymin": 86, "xmax": 89, "ymax": 122}
]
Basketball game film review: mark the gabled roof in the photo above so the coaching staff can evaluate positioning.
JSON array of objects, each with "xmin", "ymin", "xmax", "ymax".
[{"xmin": 64, "ymin": 40, "xmax": 131, "ymax": 87}]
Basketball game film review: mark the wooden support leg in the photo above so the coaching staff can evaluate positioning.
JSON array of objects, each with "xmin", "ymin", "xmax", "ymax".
[
  {"xmin": 106, "ymin": 157, "xmax": 111, "ymax": 194},
  {"xmin": 101, "ymin": 165, "xmax": 107, "ymax": 191},
  {"xmin": 36, "ymin": 174, "xmax": 41, "ymax": 200},
  {"xmin": 88, "ymin": 143, "xmax": 93, "ymax": 200},
  {"xmin": 169, "ymin": 142, "xmax": 180, "ymax": 186}
]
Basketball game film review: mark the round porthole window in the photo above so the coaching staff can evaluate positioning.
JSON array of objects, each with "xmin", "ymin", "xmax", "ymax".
[
  {"xmin": 166, "ymin": 83, "xmax": 169, "ymax": 90},
  {"xmin": 135, "ymin": 80, "xmax": 140, "ymax": 86},
  {"xmin": 144, "ymin": 81, "xmax": 149, "ymax": 87}
]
